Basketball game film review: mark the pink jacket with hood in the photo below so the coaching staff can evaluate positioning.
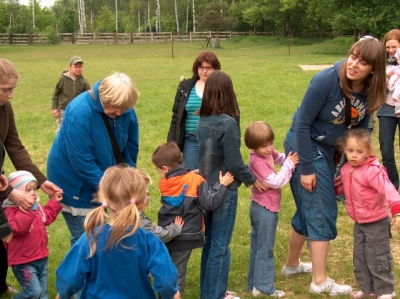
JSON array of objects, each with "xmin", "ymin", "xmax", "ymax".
[{"xmin": 337, "ymin": 156, "xmax": 400, "ymax": 223}]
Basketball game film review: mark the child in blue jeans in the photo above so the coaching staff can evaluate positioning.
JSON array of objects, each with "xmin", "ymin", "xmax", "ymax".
[
  {"xmin": 244, "ymin": 121, "xmax": 300, "ymax": 298},
  {"xmin": 3, "ymin": 171, "xmax": 62, "ymax": 299}
]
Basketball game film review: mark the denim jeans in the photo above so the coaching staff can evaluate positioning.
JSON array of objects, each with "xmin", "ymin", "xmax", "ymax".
[
  {"xmin": 200, "ymin": 189, "xmax": 238, "ymax": 299},
  {"xmin": 247, "ymin": 202, "xmax": 278, "ymax": 295},
  {"xmin": 62, "ymin": 211, "xmax": 85, "ymax": 247},
  {"xmin": 182, "ymin": 134, "xmax": 199, "ymax": 170},
  {"xmin": 378, "ymin": 115, "xmax": 400, "ymax": 190},
  {"xmin": 284, "ymin": 130, "xmax": 338, "ymax": 241},
  {"xmin": 12, "ymin": 257, "xmax": 48, "ymax": 299}
]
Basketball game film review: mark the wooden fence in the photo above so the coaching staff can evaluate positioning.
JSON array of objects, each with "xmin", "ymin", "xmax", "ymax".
[{"xmin": 0, "ymin": 31, "xmax": 273, "ymax": 46}]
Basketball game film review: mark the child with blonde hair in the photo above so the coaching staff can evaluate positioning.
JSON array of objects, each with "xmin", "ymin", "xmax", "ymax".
[
  {"xmin": 335, "ymin": 129, "xmax": 400, "ymax": 299},
  {"xmin": 244, "ymin": 121, "xmax": 300, "ymax": 298},
  {"xmin": 56, "ymin": 165, "xmax": 180, "ymax": 299}
]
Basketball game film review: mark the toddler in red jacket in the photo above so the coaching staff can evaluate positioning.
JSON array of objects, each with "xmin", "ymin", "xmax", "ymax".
[{"xmin": 3, "ymin": 171, "xmax": 62, "ymax": 298}]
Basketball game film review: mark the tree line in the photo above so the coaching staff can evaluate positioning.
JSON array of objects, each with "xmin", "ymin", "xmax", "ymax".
[{"xmin": 0, "ymin": 0, "xmax": 398, "ymax": 39}]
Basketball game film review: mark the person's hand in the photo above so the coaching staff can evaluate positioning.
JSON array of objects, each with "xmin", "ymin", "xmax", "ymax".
[
  {"xmin": 190, "ymin": 169, "xmax": 199, "ymax": 174},
  {"xmin": 174, "ymin": 290, "xmax": 181, "ymax": 299},
  {"xmin": 391, "ymin": 215, "xmax": 400, "ymax": 232},
  {"xmin": 52, "ymin": 109, "xmax": 58, "ymax": 118},
  {"xmin": 1, "ymin": 232, "xmax": 13, "ymax": 243},
  {"xmin": 174, "ymin": 216, "xmax": 184, "ymax": 228},
  {"xmin": 334, "ymin": 175, "xmax": 342, "ymax": 187},
  {"xmin": 0, "ymin": 174, "xmax": 8, "ymax": 192},
  {"xmin": 387, "ymin": 70, "xmax": 394, "ymax": 79},
  {"xmin": 287, "ymin": 151, "xmax": 299, "ymax": 165},
  {"xmin": 40, "ymin": 180, "xmax": 62, "ymax": 197},
  {"xmin": 219, "ymin": 171, "xmax": 234, "ymax": 186},
  {"xmin": 253, "ymin": 179, "xmax": 269, "ymax": 192},
  {"xmin": 8, "ymin": 189, "xmax": 32, "ymax": 211},
  {"xmin": 52, "ymin": 190, "xmax": 63, "ymax": 202},
  {"xmin": 300, "ymin": 174, "xmax": 316, "ymax": 192}
]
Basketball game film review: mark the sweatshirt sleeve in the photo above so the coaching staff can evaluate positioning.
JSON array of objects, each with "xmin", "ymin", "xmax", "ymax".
[
  {"xmin": 262, "ymin": 158, "xmax": 295, "ymax": 189},
  {"xmin": 0, "ymin": 207, "xmax": 12, "ymax": 239},
  {"xmin": 5, "ymin": 207, "xmax": 35, "ymax": 237},
  {"xmin": 52, "ymin": 77, "xmax": 63, "ymax": 110},
  {"xmin": 140, "ymin": 214, "xmax": 181, "ymax": 243},
  {"xmin": 42, "ymin": 199, "xmax": 63, "ymax": 226},
  {"xmin": 197, "ymin": 181, "xmax": 228, "ymax": 211}
]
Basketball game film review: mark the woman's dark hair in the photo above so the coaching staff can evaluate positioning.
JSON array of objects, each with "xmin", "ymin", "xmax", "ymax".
[
  {"xmin": 192, "ymin": 52, "xmax": 221, "ymax": 79},
  {"xmin": 198, "ymin": 71, "xmax": 239, "ymax": 116}
]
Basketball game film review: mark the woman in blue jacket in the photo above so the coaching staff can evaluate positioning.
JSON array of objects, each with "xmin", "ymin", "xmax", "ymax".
[{"xmin": 47, "ymin": 72, "xmax": 139, "ymax": 246}]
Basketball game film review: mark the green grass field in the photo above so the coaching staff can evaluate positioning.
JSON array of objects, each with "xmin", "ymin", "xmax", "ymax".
[{"xmin": 0, "ymin": 36, "xmax": 399, "ymax": 299}]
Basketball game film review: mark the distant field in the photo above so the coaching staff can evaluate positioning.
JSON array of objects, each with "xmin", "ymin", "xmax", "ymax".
[{"xmin": 0, "ymin": 36, "xmax": 398, "ymax": 299}]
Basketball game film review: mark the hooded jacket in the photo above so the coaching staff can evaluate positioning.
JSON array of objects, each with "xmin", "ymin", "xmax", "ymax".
[
  {"xmin": 337, "ymin": 156, "xmax": 400, "ymax": 223},
  {"xmin": 47, "ymin": 80, "xmax": 139, "ymax": 209},
  {"xmin": 51, "ymin": 70, "xmax": 91, "ymax": 110},
  {"xmin": 3, "ymin": 198, "xmax": 62, "ymax": 266},
  {"xmin": 158, "ymin": 164, "xmax": 228, "ymax": 251},
  {"xmin": 0, "ymin": 140, "xmax": 12, "ymax": 240}
]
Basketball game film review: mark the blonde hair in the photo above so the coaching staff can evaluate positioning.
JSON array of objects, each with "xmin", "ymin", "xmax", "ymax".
[
  {"xmin": 339, "ymin": 38, "xmax": 387, "ymax": 113},
  {"xmin": 84, "ymin": 165, "xmax": 151, "ymax": 257},
  {"xmin": 0, "ymin": 59, "xmax": 19, "ymax": 85},
  {"xmin": 244, "ymin": 121, "xmax": 274, "ymax": 150},
  {"xmin": 99, "ymin": 72, "xmax": 139, "ymax": 110}
]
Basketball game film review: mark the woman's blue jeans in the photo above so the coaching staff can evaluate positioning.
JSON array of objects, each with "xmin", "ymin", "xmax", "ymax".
[
  {"xmin": 378, "ymin": 115, "xmax": 400, "ymax": 190},
  {"xmin": 200, "ymin": 189, "xmax": 238, "ymax": 299},
  {"xmin": 247, "ymin": 202, "xmax": 278, "ymax": 295},
  {"xmin": 182, "ymin": 134, "xmax": 199, "ymax": 170},
  {"xmin": 12, "ymin": 257, "xmax": 48, "ymax": 299},
  {"xmin": 62, "ymin": 211, "xmax": 85, "ymax": 247}
]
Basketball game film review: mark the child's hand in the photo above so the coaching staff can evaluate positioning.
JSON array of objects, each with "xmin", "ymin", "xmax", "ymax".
[
  {"xmin": 1, "ymin": 232, "xmax": 12, "ymax": 243},
  {"xmin": 334, "ymin": 175, "xmax": 342, "ymax": 187},
  {"xmin": 174, "ymin": 290, "xmax": 181, "ymax": 299},
  {"xmin": 52, "ymin": 109, "xmax": 58, "ymax": 118},
  {"xmin": 0, "ymin": 174, "xmax": 8, "ymax": 192},
  {"xmin": 391, "ymin": 215, "xmax": 400, "ymax": 232},
  {"xmin": 174, "ymin": 216, "xmax": 184, "ymax": 228},
  {"xmin": 52, "ymin": 191, "xmax": 63, "ymax": 202},
  {"xmin": 287, "ymin": 151, "xmax": 299, "ymax": 165},
  {"xmin": 253, "ymin": 179, "xmax": 269, "ymax": 192},
  {"xmin": 219, "ymin": 171, "xmax": 234, "ymax": 186}
]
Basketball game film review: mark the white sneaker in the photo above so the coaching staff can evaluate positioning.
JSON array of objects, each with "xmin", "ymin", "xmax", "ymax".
[
  {"xmin": 252, "ymin": 287, "xmax": 285, "ymax": 298},
  {"xmin": 377, "ymin": 292, "xmax": 396, "ymax": 299},
  {"xmin": 281, "ymin": 260, "xmax": 312, "ymax": 277},
  {"xmin": 309, "ymin": 277, "xmax": 352, "ymax": 296}
]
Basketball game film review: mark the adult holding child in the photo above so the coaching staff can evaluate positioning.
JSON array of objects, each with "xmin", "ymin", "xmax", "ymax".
[
  {"xmin": 167, "ymin": 51, "xmax": 239, "ymax": 170},
  {"xmin": 47, "ymin": 72, "xmax": 139, "ymax": 246},
  {"xmin": 377, "ymin": 29, "xmax": 400, "ymax": 190},
  {"xmin": 0, "ymin": 59, "xmax": 62, "ymax": 295},
  {"xmin": 282, "ymin": 37, "xmax": 387, "ymax": 296}
]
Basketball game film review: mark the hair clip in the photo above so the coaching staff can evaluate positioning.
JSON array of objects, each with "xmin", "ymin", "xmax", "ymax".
[
  {"xmin": 102, "ymin": 201, "xmax": 108, "ymax": 208},
  {"xmin": 130, "ymin": 198, "xmax": 136, "ymax": 204}
]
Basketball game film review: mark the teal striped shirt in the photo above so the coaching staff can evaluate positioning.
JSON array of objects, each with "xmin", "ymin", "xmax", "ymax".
[{"xmin": 185, "ymin": 87, "xmax": 201, "ymax": 134}]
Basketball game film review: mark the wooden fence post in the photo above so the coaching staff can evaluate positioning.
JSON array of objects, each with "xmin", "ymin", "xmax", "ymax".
[
  {"xmin": 113, "ymin": 31, "xmax": 117, "ymax": 43},
  {"xmin": 9, "ymin": 33, "xmax": 12, "ymax": 45},
  {"xmin": 71, "ymin": 33, "xmax": 75, "ymax": 44},
  {"xmin": 130, "ymin": 32, "xmax": 133, "ymax": 44}
]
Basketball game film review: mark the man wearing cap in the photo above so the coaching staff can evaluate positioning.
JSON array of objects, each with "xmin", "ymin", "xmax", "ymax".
[{"xmin": 51, "ymin": 56, "xmax": 91, "ymax": 133}]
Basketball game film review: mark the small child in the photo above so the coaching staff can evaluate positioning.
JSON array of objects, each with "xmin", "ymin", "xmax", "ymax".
[
  {"xmin": 3, "ymin": 170, "xmax": 63, "ymax": 299},
  {"xmin": 51, "ymin": 56, "xmax": 90, "ymax": 132},
  {"xmin": 335, "ymin": 129, "xmax": 400, "ymax": 299},
  {"xmin": 244, "ymin": 121, "xmax": 301, "ymax": 298},
  {"xmin": 137, "ymin": 171, "xmax": 185, "ymax": 243},
  {"xmin": 56, "ymin": 165, "xmax": 180, "ymax": 299},
  {"xmin": 152, "ymin": 141, "xmax": 234, "ymax": 296},
  {"xmin": 386, "ymin": 48, "xmax": 400, "ymax": 116}
]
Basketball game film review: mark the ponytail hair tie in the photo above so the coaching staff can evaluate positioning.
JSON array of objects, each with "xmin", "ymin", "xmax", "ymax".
[
  {"xmin": 130, "ymin": 198, "xmax": 136, "ymax": 204},
  {"xmin": 102, "ymin": 201, "xmax": 108, "ymax": 208}
]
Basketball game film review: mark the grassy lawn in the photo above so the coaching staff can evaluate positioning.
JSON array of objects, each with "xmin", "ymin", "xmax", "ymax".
[{"xmin": 0, "ymin": 36, "xmax": 399, "ymax": 299}]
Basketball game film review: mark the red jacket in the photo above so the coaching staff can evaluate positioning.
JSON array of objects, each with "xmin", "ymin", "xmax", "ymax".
[
  {"xmin": 337, "ymin": 156, "xmax": 400, "ymax": 223},
  {"xmin": 3, "ymin": 199, "xmax": 62, "ymax": 266}
]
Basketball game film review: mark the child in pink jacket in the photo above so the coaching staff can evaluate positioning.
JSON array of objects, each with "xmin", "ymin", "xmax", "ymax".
[
  {"xmin": 3, "ymin": 171, "xmax": 62, "ymax": 299},
  {"xmin": 244, "ymin": 121, "xmax": 303, "ymax": 298},
  {"xmin": 335, "ymin": 129, "xmax": 400, "ymax": 299}
]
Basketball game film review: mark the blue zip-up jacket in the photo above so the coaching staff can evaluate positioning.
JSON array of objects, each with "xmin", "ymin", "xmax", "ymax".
[
  {"xmin": 197, "ymin": 113, "xmax": 255, "ymax": 189},
  {"xmin": 56, "ymin": 226, "xmax": 178, "ymax": 299},
  {"xmin": 291, "ymin": 60, "xmax": 370, "ymax": 175},
  {"xmin": 47, "ymin": 80, "xmax": 139, "ymax": 209}
]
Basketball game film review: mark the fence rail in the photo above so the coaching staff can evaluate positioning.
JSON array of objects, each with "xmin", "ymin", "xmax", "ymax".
[{"xmin": 0, "ymin": 31, "xmax": 274, "ymax": 46}]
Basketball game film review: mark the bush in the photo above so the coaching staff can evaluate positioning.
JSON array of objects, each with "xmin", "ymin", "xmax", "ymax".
[{"xmin": 45, "ymin": 26, "xmax": 59, "ymax": 44}]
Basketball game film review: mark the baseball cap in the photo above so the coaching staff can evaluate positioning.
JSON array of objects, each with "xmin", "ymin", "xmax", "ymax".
[{"xmin": 69, "ymin": 56, "xmax": 84, "ymax": 65}]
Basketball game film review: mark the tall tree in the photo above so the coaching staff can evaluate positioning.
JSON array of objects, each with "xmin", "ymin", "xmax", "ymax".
[
  {"xmin": 155, "ymin": 0, "xmax": 161, "ymax": 33},
  {"xmin": 173, "ymin": 0, "xmax": 179, "ymax": 35},
  {"xmin": 77, "ymin": 0, "xmax": 86, "ymax": 33}
]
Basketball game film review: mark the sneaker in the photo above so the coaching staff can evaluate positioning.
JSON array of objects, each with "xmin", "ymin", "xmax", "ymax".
[
  {"xmin": 351, "ymin": 290, "xmax": 376, "ymax": 299},
  {"xmin": 224, "ymin": 295, "xmax": 240, "ymax": 299},
  {"xmin": 281, "ymin": 260, "xmax": 312, "ymax": 277},
  {"xmin": 377, "ymin": 292, "xmax": 396, "ymax": 299},
  {"xmin": 252, "ymin": 287, "xmax": 285, "ymax": 298},
  {"xmin": 309, "ymin": 277, "xmax": 352, "ymax": 296}
]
